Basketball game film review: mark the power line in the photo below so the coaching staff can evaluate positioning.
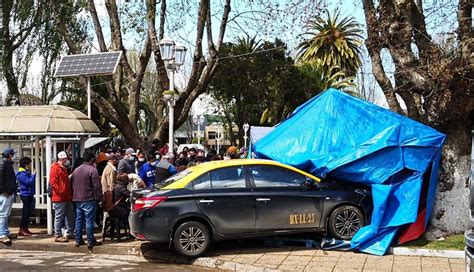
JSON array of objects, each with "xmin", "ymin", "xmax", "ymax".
[{"xmin": 83, "ymin": 45, "xmax": 289, "ymax": 88}]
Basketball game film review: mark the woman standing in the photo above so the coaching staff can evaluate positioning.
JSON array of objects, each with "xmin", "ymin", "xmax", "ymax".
[{"xmin": 16, "ymin": 157, "xmax": 36, "ymax": 236}]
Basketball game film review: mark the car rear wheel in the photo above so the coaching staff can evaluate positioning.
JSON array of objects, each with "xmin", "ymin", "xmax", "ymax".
[
  {"xmin": 328, "ymin": 205, "xmax": 364, "ymax": 240},
  {"xmin": 173, "ymin": 221, "xmax": 210, "ymax": 257}
]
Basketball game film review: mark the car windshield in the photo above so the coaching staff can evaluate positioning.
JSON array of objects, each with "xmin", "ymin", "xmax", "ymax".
[{"xmin": 154, "ymin": 169, "xmax": 192, "ymax": 189}]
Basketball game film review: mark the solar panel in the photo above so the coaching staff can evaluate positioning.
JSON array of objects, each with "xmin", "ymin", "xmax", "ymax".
[{"xmin": 54, "ymin": 51, "xmax": 122, "ymax": 77}]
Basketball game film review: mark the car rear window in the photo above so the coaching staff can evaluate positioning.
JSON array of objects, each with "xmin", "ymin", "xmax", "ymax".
[
  {"xmin": 155, "ymin": 170, "xmax": 192, "ymax": 189},
  {"xmin": 193, "ymin": 166, "xmax": 246, "ymax": 190}
]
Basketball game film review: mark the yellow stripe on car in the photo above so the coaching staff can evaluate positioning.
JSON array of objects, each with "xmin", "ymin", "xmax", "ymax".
[{"xmin": 162, "ymin": 159, "xmax": 320, "ymax": 190}]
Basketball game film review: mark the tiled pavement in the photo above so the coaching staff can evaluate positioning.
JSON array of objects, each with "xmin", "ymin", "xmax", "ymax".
[
  {"xmin": 206, "ymin": 247, "xmax": 466, "ymax": 271},
  {"xmin": 3, "ymin": 227, "xmax": 466, "ymax": 271}
]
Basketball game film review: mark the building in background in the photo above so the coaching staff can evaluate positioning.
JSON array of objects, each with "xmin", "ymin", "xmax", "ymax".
[{"xmin": 205, "ymin": 123, "xmax": 240, "ymax": 152}]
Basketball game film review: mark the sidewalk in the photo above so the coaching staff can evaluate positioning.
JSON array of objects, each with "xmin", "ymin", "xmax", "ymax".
[{"xmin": 3, "ymin": 227, "xmax": 466, "ymax": 272}]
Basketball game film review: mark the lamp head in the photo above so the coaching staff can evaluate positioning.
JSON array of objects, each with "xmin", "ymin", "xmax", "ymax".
[
  {"xmin": 159, "ymin": 37, "xmax": 175, "ymax": 61},
  {"xmin": 174, "ymin": 42, "xmax": 187, "ymax": 66}
]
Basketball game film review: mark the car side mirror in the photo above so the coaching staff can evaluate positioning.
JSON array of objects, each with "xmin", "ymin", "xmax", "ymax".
[{"xmin": 304, "ymin": 177, "xmax": 318, "ymax": 190}]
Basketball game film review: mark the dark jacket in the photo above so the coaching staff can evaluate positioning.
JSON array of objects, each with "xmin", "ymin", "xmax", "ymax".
[
  {"xmin": 154, "ymin": 160, "xmax": 177, "ymax": 185},
  {"xmin": 0, "ymin": 159, "xmax": 16, "ymax": 195},
  {"xmin": 117, "ymin": 158, "xmax": 134, "ymax": 174},
  {"xmin": 110, "ymin": 183, "xmax": 131, "ymax": 219},
  {"xmin": 70, "ymin": 162, "xmax": 102, "ymax": 202},
  {"xmin": 16, "ymin": 167, "xmax": 36, "ymax": 197}
]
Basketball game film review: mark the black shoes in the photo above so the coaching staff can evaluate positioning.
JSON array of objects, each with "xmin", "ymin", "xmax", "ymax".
[
  {"xmin": 76, "ymin": 239, "xmax": 102, "ymax": 249},
  {"xmin": 75, "ymin": 240, "xmax": 86, "ymax": 247}
]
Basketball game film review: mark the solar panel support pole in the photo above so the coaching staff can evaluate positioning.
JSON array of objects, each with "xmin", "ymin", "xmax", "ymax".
[
  {"xmin": 87, "ymin": 77, "xmax": 91, "ymax": 118},
  {"xmin": 45, "ymin": 136, "xmax": 53, "ymax": 235}
]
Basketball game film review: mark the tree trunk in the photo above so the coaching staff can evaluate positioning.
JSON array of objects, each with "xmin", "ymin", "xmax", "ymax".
[
  {"xmin": 362, "ymin": 0, "xmax": 473, "ymax": 236},
  {"xmin": 2, "ymin": 52, "xmax": 19, "ymax": 105},
  {"xmin": 428, "ymin": 118, "xmax": 471, "ymax": 237}
]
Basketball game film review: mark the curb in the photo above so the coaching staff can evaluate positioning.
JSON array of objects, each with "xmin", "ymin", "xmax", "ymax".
[
  {"xmin": 390, "ymin": 246, "xmax": 465, "ymax": 259},
  {"xmin": 7, "ymin": 239, "xmax": 143, "ymax": 256}
]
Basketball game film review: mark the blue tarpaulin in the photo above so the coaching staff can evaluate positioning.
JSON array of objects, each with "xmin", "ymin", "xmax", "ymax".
[{"xmin": 253, "ymin": 88, "xmax": 446, "ymax": 255}]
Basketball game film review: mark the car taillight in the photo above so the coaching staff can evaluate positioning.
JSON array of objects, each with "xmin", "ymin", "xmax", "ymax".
[{"xmin": 133, "ymin": 196, "xmax": 168, "ymax": 212}]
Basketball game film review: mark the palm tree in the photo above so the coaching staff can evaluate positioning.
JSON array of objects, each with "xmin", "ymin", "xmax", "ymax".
[
  {"xmin": 297, "ymin": 62, "xmax": 356, "ymax": 92},
  {"xmin": 296, "ymin": 10, "xmax": 363, "ymax": 77}
]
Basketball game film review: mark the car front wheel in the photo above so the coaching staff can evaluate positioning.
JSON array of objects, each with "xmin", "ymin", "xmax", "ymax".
[
  {"xmin": 328, "ymin": 205, "xmax": 364, "ymax": 240},
  {"xmin": 173, "ymin": 221, "xmax": 210, "ymax": 257}
]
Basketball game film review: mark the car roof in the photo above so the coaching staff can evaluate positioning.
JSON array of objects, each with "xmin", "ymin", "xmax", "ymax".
[{"xmin": 162, "ymin": 159, "xmax": 320, "ymax": 190}]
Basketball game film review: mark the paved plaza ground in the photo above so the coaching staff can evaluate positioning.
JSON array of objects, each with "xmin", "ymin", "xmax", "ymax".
[{"xmin": 0, "ymin": 227, "xmax": 466, "ymax": 271}]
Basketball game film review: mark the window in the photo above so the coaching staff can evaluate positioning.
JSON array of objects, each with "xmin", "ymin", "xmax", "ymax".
[
  {"xmin": 209, "ymin": 166, "xmax": 246, "ymax": 189},
  {"xmin": 250, "ymin": 165, "xmax": 307, "ymax": 188},
  {"xmin": 155, "ymin": 170, "xmax": 192, "ymax": 189},
  {"xmin": 208, "ymin": 131, "xmax": 216, "ymax": 140},
  {"xmin": 193, "ymin": 172, "xmax": 212, "ymax": 190}
]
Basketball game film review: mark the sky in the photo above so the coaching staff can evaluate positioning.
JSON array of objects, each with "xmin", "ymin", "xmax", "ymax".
[{"xmin": 1, "ymin": 0, "xmax": 461, "ymax": 113}]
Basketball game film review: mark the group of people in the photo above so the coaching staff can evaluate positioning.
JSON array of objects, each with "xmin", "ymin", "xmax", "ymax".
[{"xmin": 0, "ymin": 140, "xmax": 250, "ymax": 248}]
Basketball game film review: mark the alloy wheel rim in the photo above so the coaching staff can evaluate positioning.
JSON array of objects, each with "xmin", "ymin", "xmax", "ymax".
[
  {"xmin": 179, "ymin": 226, "xmax": 206, "ymax": 253},
  {"xmin": 334, "ymin": 209, "xmax": 360, "ymax": 237}
]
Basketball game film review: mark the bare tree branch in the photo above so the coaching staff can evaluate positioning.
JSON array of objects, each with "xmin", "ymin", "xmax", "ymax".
[
  {"xmin": 457, "ymin": 0, "xmax": 472, "ymax": 43},
  {"xmin": 104, "ymin": 0, "xmax": 135, "ymax": 82},
  {"xmin": 88, "ymin": 0, "xmax": 107, "ymax": 52},
  {"xmin": 206, "ymin": 5, "xmax": 216, "ymax": 57},
  {"xmin": 216, "ymin": 0, "xmax": 231, "ymax": 51},
  {"xmin": 184, "ymin": 0, "xmax": 209, "ymax": 95},
  {"xmin": 362, "ymin": 0, "xmax": 403, "ymax": 113},
  {"xmin": 145, "ymin": 0, "xmax": 167, "ymax": 121},
  {"xmin": 50, "ymin": 1, "xmax": 79, "ymax": 54},
  {"xmin": 159, "ymin": 0, "xmax": 166, "ymax": 40}
]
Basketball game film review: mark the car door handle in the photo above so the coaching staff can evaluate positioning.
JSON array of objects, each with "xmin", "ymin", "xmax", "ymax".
[
  {"xmin": 256, "ymin": 198, "xmax": 271, "ymax": 202},
  {"xmin": 199, "ymin": 199, "xmax": 214, "ymax": 204}
]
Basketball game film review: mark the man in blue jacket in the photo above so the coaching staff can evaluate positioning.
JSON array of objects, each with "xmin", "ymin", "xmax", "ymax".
[
  {"xmin": 16, "ymin": 157, "xmax": 36, "ymax": 236},
  {"xmin": 0, "ymin": 148, "xmax": 17, "ymax": 245},
  {"xmin": 138, "ymin": 153, "xmax": 158, "ymax": 187}
]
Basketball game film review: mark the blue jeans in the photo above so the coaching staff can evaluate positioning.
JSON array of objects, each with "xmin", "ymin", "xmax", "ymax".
[
  {"xmin": 53, "ymin": 202, "xmax": 75, "ymax": 237},
  {"xmin": 75, "ymin": 201, "xmax": 97, "ymax": 245},
  {"xmin": 0, "ymin": 194, "xmax": 14, "ymax": 238}
]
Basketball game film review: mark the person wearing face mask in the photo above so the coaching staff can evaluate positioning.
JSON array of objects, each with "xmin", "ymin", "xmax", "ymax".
[
  {"xmin": 136, "ymin": 151, "xmax": 146, "ymax": 173},
  {"xmin": 117, "ymin": 148, "xmax": 136, "ymax": 175},
  {"xmin": 238, "ymin": 147, "xmax": 248, "ymax": 159},
  {"xmin": 187, "ymin": 148, "xmax": 197, "ymax": 165},
  {"xmin": 17, "ymin": 157, "xmax": 36, "ymax": 236},
  {"xmin": 50, "ymin": 151, "xmax": 74, "ymax": 243},
  {"xmin": 138, "ymin": 153, "xmax": 157, "ymax": 187}
]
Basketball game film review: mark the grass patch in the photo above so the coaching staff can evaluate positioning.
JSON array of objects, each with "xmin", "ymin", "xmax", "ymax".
[{"xmin": 402, "ymin": 234, "xmax": 464, "ymax": 251}]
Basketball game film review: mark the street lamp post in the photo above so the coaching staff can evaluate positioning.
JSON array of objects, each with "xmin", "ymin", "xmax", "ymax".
[
  {"xmin": 243, "ymin": 123, "xmax": 250, "ymax": 148},
  {"xmin": 192, "ymin": 115, "xmax": 205, "ymax": 145},
  {"xmin": 159, "ymin": 37, "xmax": 187, "ymax": 153},
  {"xmin": 216, "ymin": 124, "xmax": 223, "ymax": 154}
]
